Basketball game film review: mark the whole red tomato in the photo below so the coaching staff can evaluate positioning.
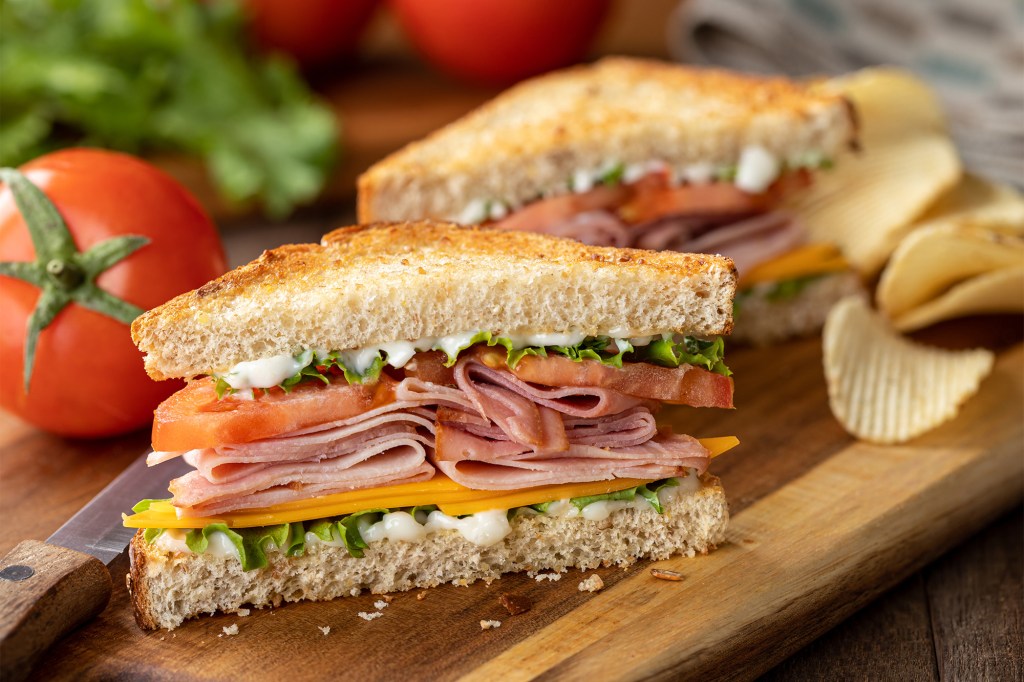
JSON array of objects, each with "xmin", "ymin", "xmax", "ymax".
[
  {"xmin": 0, "ymin": 149, "xmax": 227, "ymax": 438},
  {"xmin": 389, "ymin": 0, "xmax": 611, "ymax": 86},
  {"xmin": 244, "ymin": 0, "xmax": 380, "ymax": 69}
]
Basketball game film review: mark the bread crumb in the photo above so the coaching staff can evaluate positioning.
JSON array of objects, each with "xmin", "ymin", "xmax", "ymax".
[
  {"xmin": 374, "ymin": 600, "xmax": 389, "ymax": 610},
  {"xmin": 159, "ymin": 636, "xmax": 165, "ymax": 641},
  {"xmin": 534, "ymin": 573, "xmax": 562, "ymax": 582},
  {"xmin": 319, "ymin": 626, "xmax": 331, "ymax": 636},
  {"xmin": 578, "ymin": 574, "xmax": 605, "ymax": 593},
  {"xmin": 381, "ymin": 595, "xmax": 394, "ymax": 603},
  {"xmin": 222, "ymin": 624, "xmax": 238, "ymax": 636},
  {"xmin": 237, "ymin": 608, "xmax": 251, "ymax": 617},
  {"xmin": 358, "ymin": 611, "xmax": 383, "ymax": 621},
  {"xmin": 499, "ymin": 593, "xmax": 532, "ymax": 616},
  {"xmin": 480, "ymin": 620, "xmax": 502, "ymax": 630},
  {"xmin": 417, "ymin": 591, "xmax": 428, "ymax": 601}
]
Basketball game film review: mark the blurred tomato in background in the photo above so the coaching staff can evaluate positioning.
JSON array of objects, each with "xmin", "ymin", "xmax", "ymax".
[
  {"xmin": 389, "ymin": 0, "xmax": 611, "ymax": 85},
  {"xmin": 0, "ymin": 149, "xmax": 227, "ymax": 438},
  {"xmin": 244, "ymin": 0, "xmax": 381, "ymax": 69}
]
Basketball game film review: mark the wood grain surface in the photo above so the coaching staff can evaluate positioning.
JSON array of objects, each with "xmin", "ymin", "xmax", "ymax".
[{"xmin": 5, "ymin": 335, "xmax": 1018, "ymax": 682}]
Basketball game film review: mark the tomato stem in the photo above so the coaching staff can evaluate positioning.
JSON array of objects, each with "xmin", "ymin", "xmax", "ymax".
[
  {"xmin": 0, "ymin": 167, "xmax": 150, "ymax": 392},
  {"xmin": 45, "ymin": 259, "xmax": 84, "ymax": 290}
]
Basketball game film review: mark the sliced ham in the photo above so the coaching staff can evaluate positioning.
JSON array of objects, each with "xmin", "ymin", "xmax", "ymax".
[
  {"xmin": 176, "ymin": 451, "xmax": 435, "ymax": 516},
  {"xmin": 681, "ymin": 211, "xmax": 805, "ymax": 274},
  {"xmin": 171, "ymin": 425, "xmax": 435, "ymax": 511},
  {"xmin": 433, "ymin": 422, "xmax": 709, "ymax": 490}
]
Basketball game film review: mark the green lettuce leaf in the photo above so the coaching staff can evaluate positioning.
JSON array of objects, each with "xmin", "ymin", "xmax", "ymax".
[
  {"xmin": 568, "ymin": 478, "xmax": 679, "ymax": 514},
  {"xmin": 132, "ymin": 498, "xmax": 170, "ymax": 513},
  {"xmin": 637, "ymin": 336, "xmax": 731, "ymax": 376},
  {"xmin": 143, "ymin": 527, "xmax": 165, "ymax": 543}
]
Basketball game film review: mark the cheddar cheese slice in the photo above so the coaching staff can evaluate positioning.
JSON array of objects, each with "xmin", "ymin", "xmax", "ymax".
[{"xmin": 739, "ymin": 242, "xmax": 850, "ymax": 289}]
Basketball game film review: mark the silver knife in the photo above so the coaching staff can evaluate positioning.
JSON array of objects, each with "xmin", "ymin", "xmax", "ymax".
[{"xmin": 0, "ymin": 452, "xmax": 190, "ymax": 681}]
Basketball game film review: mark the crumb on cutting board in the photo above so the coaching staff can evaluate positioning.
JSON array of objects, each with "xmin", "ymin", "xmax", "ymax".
[
  {"xmin": 358, "ymin": 611, "xmax": 383, "ymax": 621},
  {"xmin": 534, "ymin": 572, "xmax": 562, "ymax": 582},
  {"xmin": 374, "ymin": 599, "xmax": 389, "ymax": 610},
  {"xmin": 578, "ymin": 574, "xmax": 605, "ymax": 592},
  {"xmin": 499, "ymin": 593, "xmax": 532, "ymax": 616},
  {"xmin": 222, "ymin": 624, "xmax": 239, "ymax": 636},
  {"xmin": 480, "ymin": 620, "xmax": 502, "ymax": 630},
  {"xmin": 417, "ymin": 590, "xmax": 428, "ymax": 601},
  {"xmin": 319, "ymin": 626, "xmax": 331, "ymax": 636},
  {"xmin": 237, "ymin": 608, "xmax": 251, "ymax": 617}
]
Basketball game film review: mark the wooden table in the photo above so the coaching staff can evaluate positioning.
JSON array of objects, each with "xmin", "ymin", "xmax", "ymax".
[{"xmin": 1, "ymin": 211, "xmax": 1020, "ymax": 680}]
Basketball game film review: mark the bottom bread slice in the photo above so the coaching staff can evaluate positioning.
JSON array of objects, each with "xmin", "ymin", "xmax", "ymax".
[
  {"xmin": 128, "ymin": 475, "xmax": 728, "ymax": 630},
  {"xmin": 732, "ymin": 271, "xmax": 863, "ymax": 347}
]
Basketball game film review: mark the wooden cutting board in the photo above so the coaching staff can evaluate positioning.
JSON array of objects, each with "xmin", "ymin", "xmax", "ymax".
[{"xmin": 28, "ymin": 337, "xmax": 1023, "ymax": 682}]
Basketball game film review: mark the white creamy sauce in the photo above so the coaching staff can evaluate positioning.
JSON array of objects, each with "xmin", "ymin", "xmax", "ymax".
[
  {"xmin": 456, "ymin": 146, "xmax": 805, "ymax": 222},
  {"xmin": 214, "ymin": 328, "xmax": 682, "ymax": 389},
  {"xmin": 154, "ymin": 528, "xmax": 190, "ymax": 554},
  {"xmin": 205, "ymin": 531, "xmax": 242, "ymax": 560},
  {"xmin": 423, "ymin": 509, "xmax": 511, "ymax": 547},
  {"xmin": 734, "ymin": 145, "xmax": 781, "ymax": 194},
  {"xmin": 220, "ymin": 353, "xmax": 306, "ymax": 390}
]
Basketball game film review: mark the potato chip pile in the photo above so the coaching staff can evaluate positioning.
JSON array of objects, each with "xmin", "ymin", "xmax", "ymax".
[{"xmin": 797, "ymin": 69, "xmax": 1021, "ymax": 443}]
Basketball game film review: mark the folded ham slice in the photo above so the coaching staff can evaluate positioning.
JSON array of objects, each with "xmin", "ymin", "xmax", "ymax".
[
  {"xmin": 497, "ymin": 207, "xmax": 805, "ymax": 276},
  {"xmin": 434, "ymin": 421, "xmax": 709, "ymax": 490}
]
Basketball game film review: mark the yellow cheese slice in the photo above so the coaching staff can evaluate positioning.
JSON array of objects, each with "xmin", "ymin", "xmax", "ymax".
[
  {"xmin": 123, "ymin": 437, "xmax": 739, "ymax": 530},
  {"xmin": 739, "ymin": 243, "xmax": 850, "ymax": 289}
]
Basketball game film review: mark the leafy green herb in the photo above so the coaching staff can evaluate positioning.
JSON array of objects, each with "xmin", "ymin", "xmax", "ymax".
[
  {"xmin": 599, "ymin": 162, "xmax": 626, "ymax": 186},
  {"xmin": 0, "ymin": 0, "xmax": 338, "ymax": 217}
]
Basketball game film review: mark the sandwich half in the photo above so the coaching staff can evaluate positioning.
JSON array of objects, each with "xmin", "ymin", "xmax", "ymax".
[
  {"xmin": 357, "ymin": 57, "xmax": 862, "ymax": 346},
  {"xmin": 124, "ymin": 222, "xmax": 738, "ymax": 630}
]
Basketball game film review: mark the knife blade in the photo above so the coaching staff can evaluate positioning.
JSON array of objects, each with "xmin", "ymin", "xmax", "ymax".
[
  {"xmin": 47, "ymin": 452, "xmax": 191, "ymax": 565},
  {"xmin": 0, "ymin": 451, "xmax": 189, "ymax": 681}
]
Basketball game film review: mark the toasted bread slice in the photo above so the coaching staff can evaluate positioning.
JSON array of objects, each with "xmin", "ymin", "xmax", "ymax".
[
  {"xmin": 358, "ymin": 57, "xmax": 857, "ymax": 224},
  {"xmin": 132, "ymin": 221, "xmax": 736, "ymax": 380},
  {"xmin": 128, "ymin": 474, "xmax": 728, "ymax": 630}
]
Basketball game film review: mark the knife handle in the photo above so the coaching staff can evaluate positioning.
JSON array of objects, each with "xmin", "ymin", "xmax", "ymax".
[{"xmin": 0, "ymin": 540, "xmax": 112, "ymax": 682}]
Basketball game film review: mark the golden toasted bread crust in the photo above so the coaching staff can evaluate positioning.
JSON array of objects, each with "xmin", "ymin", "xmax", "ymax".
[
  {"xmin": 132, "ymin": 221, "xmax": 737, "ymax": 380},
  {"xmin": 358, "ymin": 57, "xmax": 858, "ymax": 222},
  {"xmin": 128, "ymin": 531, "xmax": 158, "ymax": 630}
]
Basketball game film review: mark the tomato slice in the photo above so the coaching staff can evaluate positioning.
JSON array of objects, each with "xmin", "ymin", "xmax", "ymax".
[
  {"xmin": 477, "ymin": 348, "xmax": 734, "ymax": 408},
  {"xmin": 489, "ymin": 169, "xmax": 812, "ymax": 233},
  {"xmin": 152, "ymin": 376, "xmax": 397, "ymax": 451},
  {"xmin": 618, "ymin": 178, "xmax": 769, "ymax": 224},
  {"xmin": 491, "ymin": 184, "xmax": 628, "ymax": 234}
]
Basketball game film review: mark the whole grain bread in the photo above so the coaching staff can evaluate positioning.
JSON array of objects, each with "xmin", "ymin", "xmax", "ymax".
[
  {"xmin": 358, "ymin": 57, "xmax": 857, "ymax": 223},
  {"xmin": 131, "ymin": 221, "xmax": 737, "ymax": 380},
  {"xmin": 129, "ymin": 475, "xmax": 728, "ymax": 630},
  {"xmin": 732, "ymin": 271, "xmax": 863, "ymax": 346}
]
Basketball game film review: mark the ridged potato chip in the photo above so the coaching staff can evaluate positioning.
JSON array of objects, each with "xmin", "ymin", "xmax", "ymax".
[
  {"xmin": 877, "ymin": 223, "xmax": 1024, "ymax": 319},
  {"xmin": 893, "ymin": 267, "xmax": 1024, "ymax": 331},
  {"xmin": 916, "ymin": 174, "xmax": 1024, "ymax": 228},
  {"xmin": 791, "ymin": 69, "xmax": 962, "ymax": 275},
  {"xmin": 823, "ymin": 297, "xmax": 994, "ymax": 444}
]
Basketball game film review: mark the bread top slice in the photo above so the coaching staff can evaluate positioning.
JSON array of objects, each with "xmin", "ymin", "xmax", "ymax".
[
  {"xmin": 132, "ymin": 222, "xmax": 737, "ymax": 380},
  {"xmin": 358, "ymin": 57, "xmax": 857, "ymax": 223}
]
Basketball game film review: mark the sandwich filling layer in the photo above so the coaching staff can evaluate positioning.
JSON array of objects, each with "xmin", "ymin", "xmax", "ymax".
[
  {"xmin": 456, "ymin": 151, "xmax": 846, "ymax": 296},
  {"xmin": 145, "ymin": 334, "xmax": 734, "ymax": 518}
]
